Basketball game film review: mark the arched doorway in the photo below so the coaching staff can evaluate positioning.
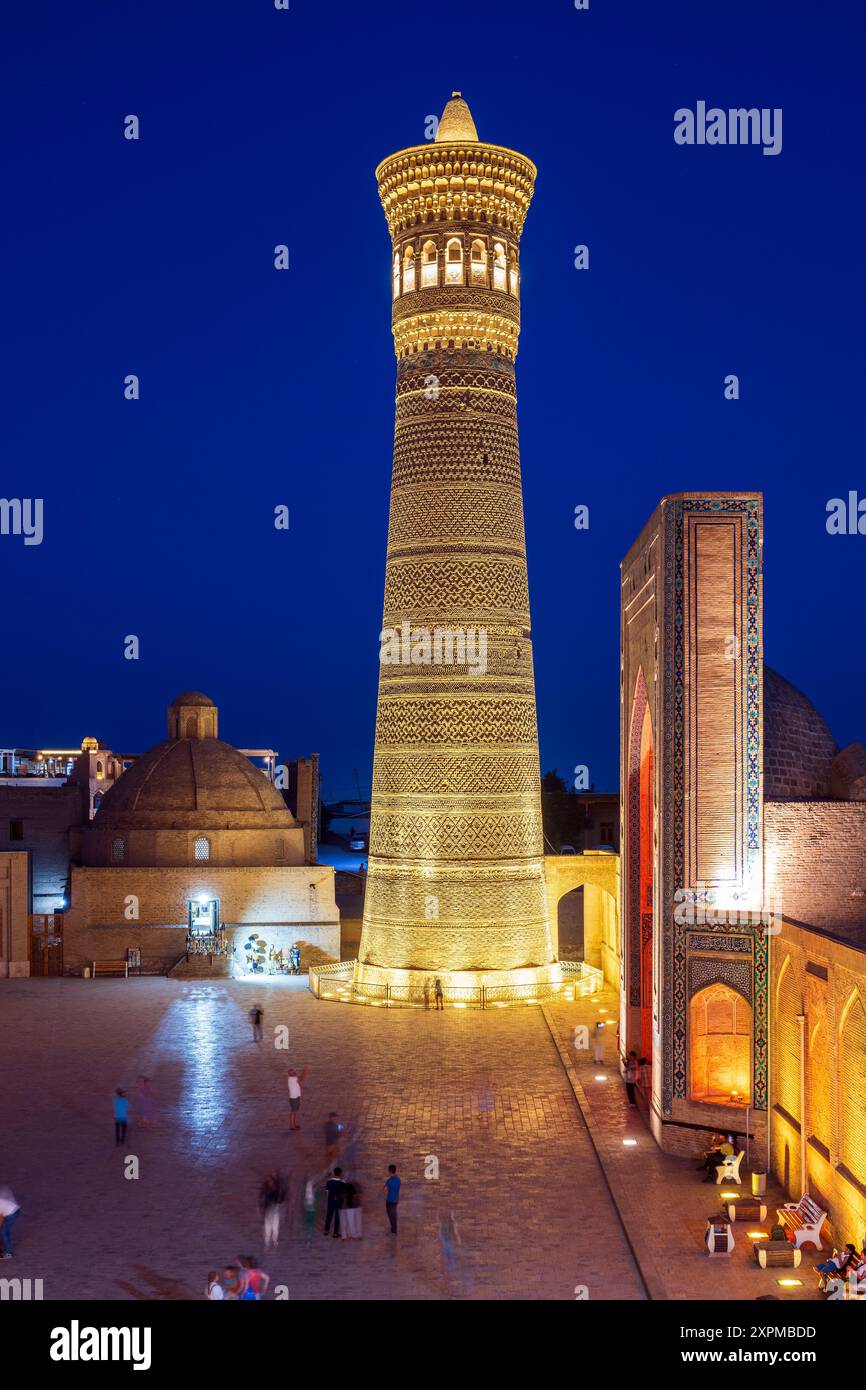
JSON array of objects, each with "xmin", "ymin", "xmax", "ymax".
[
  {"xmin": 557, "ymin": 885, "xmax": 584, "ymax": 960},
  {"xmin": 627, "ymin": 669, "xmax": 654, "ymax": 1064},
  {"xmin": 689, "ymin": 982, "xmax": 752, "ymax": 1104}
]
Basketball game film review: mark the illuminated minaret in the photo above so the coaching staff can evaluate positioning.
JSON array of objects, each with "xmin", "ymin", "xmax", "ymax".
[{"xmin": 356, "ymin": 93, "xmax": 555, "ymax": 992}]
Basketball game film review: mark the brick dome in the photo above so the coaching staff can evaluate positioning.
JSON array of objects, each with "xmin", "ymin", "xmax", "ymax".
[
  {"xmin": 82, "ymin": 694, "xmax": 303, "ymax": 868},
  {"xmin": 763, "ymin": 667, "xmax": 838, "ymax": 799},
  {"xmin": 92, "ymin": 737, "xmax": 294, "ymax": 830}
]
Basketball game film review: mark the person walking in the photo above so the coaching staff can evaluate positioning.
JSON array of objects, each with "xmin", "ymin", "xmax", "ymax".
[
  {"xmin": 113, "ymin": 1089, "xmax": 129, "ymax": 1145},
  {"xmin": 259, "ymin": 1169, "xmax": 288, "ymax": 1250},
  {"xmin": 384, "ymin": 1164, "xmax": 401, "ymax": 1234},
  {"xmin": 136, "ymin": 1075, "xmax": 156, "ymax": 1129},
  {"xmin": 593, "ymin": 1021, "xmax": 606, "ymax": 1065},
  {"xmin": 0, "ymin": 1188, "xmax": 20, "ymax": 1259},
  {"xmin": 434, "ymin": 977, "xmax": 444, "ymax": 1011},
  {"xmin": 324, "ymin": 1168, "xmax": 346, "ymax": 1238},
  {"xmin": 324, "ymin": 1112, "xmax": 343, "ymax": 1164},
  {"xmin": 342, "ymin": 1176, "xmax": 363, "ymax": 1240},
  {"xmin": 206, "ymin": 1270, "xmax": 225, "ymax": 1300},
  {"xmin": 303, "ymin": 1175, "xmax": 319, "ymax": 1247},
  {"xmin": 287, "ymin": 1066, "xmax": 307, "ymax": 1131},
  {"xmin": 624, "ymin": 1050, "xmax": 639, "ymax": 1105},
  {"xmin": 238, "ymin": 1255, "xmax": 270, "ymax": 1300},
  {"xmin": 249, "ymin": 1004, "xmax": 264, "ymax": 1042}
]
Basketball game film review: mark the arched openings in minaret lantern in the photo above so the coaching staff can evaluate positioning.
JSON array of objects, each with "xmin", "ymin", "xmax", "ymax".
[
  {"xmin": 420, "ymin": 239, "xmax": 438, "ymax": 288},
  {"xmin": 402, "ymin": 244, "xmax": 415, "ymax": 292},
  {"xmin": 393, "ymin": 233, "xmax": 518, "ymax": 299},
  {"xmin": 492, "ymin": 241, "xmax": 507, "ymax": 290},
  {"xmin": 445, "ymin": 237, "xmax": 463, "ymax": 285},
  {"xmin": 470, "ymin": 239, "xmax": 488, "ymax": 285}
]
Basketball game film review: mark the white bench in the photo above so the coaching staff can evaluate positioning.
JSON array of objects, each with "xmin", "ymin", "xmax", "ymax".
[
  {"xmin": 714, "ymin": 1149, "xmax": 744, "ymax": 1184},
  {"xmin": 777, "ymin": 1194, "xmax": 827, "ymax": 1250}
]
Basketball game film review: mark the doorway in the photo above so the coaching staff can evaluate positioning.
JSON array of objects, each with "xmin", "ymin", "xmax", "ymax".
[
  {"xmin": 188, "ymin": 898, "xmax": 220, "ymax": 935},
  {"xmin": 30, "ymin": 914, "xmax": 64, "ymax": 976}
]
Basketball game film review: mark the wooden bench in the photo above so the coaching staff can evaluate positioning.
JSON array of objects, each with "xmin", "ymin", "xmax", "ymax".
[
  {"xmin": 777, "ymin": 1194, "xmax": 827, "ymax": 1250},
  {"xmin": 90, "ymin": 960, "xmax": 129, "ymax": 978},
  {"xmin": 714, "ymin": 1149, "xmax": 744, "ymax": 1184},
  {"xmin": 754, "ymin": 1237, "xmax": 802, "ymax": 1269}
]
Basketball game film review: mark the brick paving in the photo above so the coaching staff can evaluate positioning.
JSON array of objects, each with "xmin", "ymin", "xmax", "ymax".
[
  {"xmin": 0, "ymin": 978, "xmax": 645, "ymax": 1301},
  {"xmin": 544, "ymin": 983, "xmax": 824, "ymax": 1302}
]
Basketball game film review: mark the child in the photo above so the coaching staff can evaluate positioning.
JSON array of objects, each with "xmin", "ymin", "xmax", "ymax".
[{"xmin": 113, "ymin": 1089, "xmax": 128, "ymax": 1145}]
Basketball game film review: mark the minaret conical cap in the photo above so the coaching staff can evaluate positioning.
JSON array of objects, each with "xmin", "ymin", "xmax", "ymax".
[{"xmin": 435, "ymin": 91, "xmax": 478, "ymax": 143}]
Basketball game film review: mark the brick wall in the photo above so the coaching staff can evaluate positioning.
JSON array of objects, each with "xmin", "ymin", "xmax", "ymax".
[
  {"xmin": 765, "ymin": 801, "xmax": 866, "ymax": 937},
  {"xmin": 771, "ymin": 919, "xmax": 866, "ymax": 1249},
  {"xmin": 63, "ymin": 864, "xmax": 340, "ymax": 971},
  {"xmin": 0, "ymin": 785, "xmax": 83, "ymax": 910}
]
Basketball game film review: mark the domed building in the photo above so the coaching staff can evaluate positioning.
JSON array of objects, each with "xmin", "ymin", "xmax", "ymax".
[{"xmin": 63, "ymin": 693, "xmax": 339, "ymax": 976}]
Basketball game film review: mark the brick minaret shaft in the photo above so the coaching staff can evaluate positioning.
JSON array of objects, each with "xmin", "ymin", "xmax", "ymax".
[{"xmin": 357, "ymin": 94, "xmax": 554, "ymax": 983}]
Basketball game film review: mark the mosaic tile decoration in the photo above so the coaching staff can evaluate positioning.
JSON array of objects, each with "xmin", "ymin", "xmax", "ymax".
[{"xmin": 663, "ymin": 498, "xmax": 765, "ymax": 1113}]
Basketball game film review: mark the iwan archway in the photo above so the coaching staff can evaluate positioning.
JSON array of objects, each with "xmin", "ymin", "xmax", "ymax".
[{"xmin": 544, "ymin": 853, "xmax": 620, "ymax": 988}]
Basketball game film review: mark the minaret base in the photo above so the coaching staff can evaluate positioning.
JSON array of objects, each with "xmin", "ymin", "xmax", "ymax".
[{"xmin": 309, "ymin": 957, "xmax": 600, "ymax": 1007}]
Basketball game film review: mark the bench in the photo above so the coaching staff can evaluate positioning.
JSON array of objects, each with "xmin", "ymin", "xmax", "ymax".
[
  {"xmin": 777, "ymin": 1194, "xmax": 827, "ymax": 1250},
  {"xmin": 714, "ymin": 1149, "xmax": 744, "ymax": 1184},
  {"xmin": 90, "ymin": 960, "xmax": 129, "ymax": 978},
  {"xmin": 754, "ymin": 1238, "xmax": 802, "ymax": 1269}
]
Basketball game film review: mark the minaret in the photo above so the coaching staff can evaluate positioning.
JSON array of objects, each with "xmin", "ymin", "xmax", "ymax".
[{"xmin": 356, "ymin": 93, "xmax": 556, "ymax": 992}]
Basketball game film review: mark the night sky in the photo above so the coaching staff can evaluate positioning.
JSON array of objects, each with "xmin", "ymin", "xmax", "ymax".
[{"xmin": 4, "ymin": 0, "xmax": 864, "ymax": 799}]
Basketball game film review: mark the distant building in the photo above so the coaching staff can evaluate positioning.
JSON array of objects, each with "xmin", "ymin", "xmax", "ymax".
[{"xmin": 0, "ymin": 693, "xmax": 338, "ymax": 978}]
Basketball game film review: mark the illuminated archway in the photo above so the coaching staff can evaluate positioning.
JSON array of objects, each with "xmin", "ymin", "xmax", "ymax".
[
  {"xmin": 689, "ymin": 982, "xmax": 752, "ymax": 1104},
  {"xmin": 627, "ymin": 669, "xmax": 654, "ymax": 1062}
]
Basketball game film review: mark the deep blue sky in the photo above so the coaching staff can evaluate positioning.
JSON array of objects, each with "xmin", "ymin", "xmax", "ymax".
[{"xmin": 3, "ymin": 1, "xmax": 864, "ymax": 799}]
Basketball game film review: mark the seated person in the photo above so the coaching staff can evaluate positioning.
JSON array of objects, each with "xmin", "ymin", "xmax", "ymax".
[{"xmin": 817, "ymin": 1243, "xmax": 861, "ymax": 1280}]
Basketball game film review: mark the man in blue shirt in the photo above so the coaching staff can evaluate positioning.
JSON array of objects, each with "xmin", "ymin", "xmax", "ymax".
[{"xmin": 384, "ymin": 1164, "xmax": 400, "ymax": 1234}]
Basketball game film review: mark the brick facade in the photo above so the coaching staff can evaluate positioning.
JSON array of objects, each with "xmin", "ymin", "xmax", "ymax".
[
  {"xmin": 771, "ymin": 919, "xmax": 866, "ymax": 1249},
  {"xmin": 63, "ymin": 864, "xmax": 340, "ymax": 973}
]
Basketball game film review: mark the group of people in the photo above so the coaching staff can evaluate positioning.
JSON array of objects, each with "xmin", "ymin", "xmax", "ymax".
[
  {"xmin": 422, "ymin": 978, "xmax": 445, "ymax": 1010},
  {"xmin": 206, "ymin": 1255, "xmax": 270, "ymax": 1300},
  {"xmin": 695, "ymin": 1132, "xmax": 740, "ymax": 1182},
  {"xmin": 816, "ymin": 1242, "xmax": 866, "ymax": 1295}
]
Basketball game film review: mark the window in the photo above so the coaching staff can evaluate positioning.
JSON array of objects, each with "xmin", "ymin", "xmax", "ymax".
[
  {"xmin": 493, "ymin": 242, "xmax": 507, "ymax": 291},
  {"xmin": 194, "ymin": 836, "xmax": 210, "ymax": 862},
  {"xmin": 111, "ymin": 836, "xmax": 125, "ymax": 864},
  {"xmin": 509, "ymin": 256, "xmax": 519, "ymax": 296},
  {"xmin": 392, "ymin": 251, "xmax": 400, "ymax": 299},
  {"xmin": 421, "ymin": 240, "xmax": 438, "ymax": 288},
  {"xmin": 9, "ymin": 819, "xmax": 23, "ymax": 841},
  {"xmin": 470, "ymin": 238, "xmax": 487, "ymax": 285},
  {"xmin": 445, "ymin": 238, "xmax": 463, "ymax": 285},
  {"xmin": 96, "ymin": 760, "xmax": 105, "ymax": 779},
  {"xmin": 402, "ymin": 245, "xmax": 415, "ymax": 293},
  {"xmin": 93, "ymin": 793, "xmax": 103, "ymax": 813}
]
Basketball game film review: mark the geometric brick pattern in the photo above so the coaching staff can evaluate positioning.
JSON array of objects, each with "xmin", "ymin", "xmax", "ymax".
[{"xmin": 359, "ymin": 104, "xmax": 552, "ymax": 978}]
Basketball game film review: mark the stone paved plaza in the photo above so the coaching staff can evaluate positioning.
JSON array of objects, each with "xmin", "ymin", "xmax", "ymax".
[{"xmin": 0, "ymin": 978, "xmax": 645, "ymax": 1301}]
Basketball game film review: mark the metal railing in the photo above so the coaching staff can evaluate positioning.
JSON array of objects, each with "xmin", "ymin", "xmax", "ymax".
[{"xmin": 309, "ymin": 959, "xmax": 602, "ymax": 1008}]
